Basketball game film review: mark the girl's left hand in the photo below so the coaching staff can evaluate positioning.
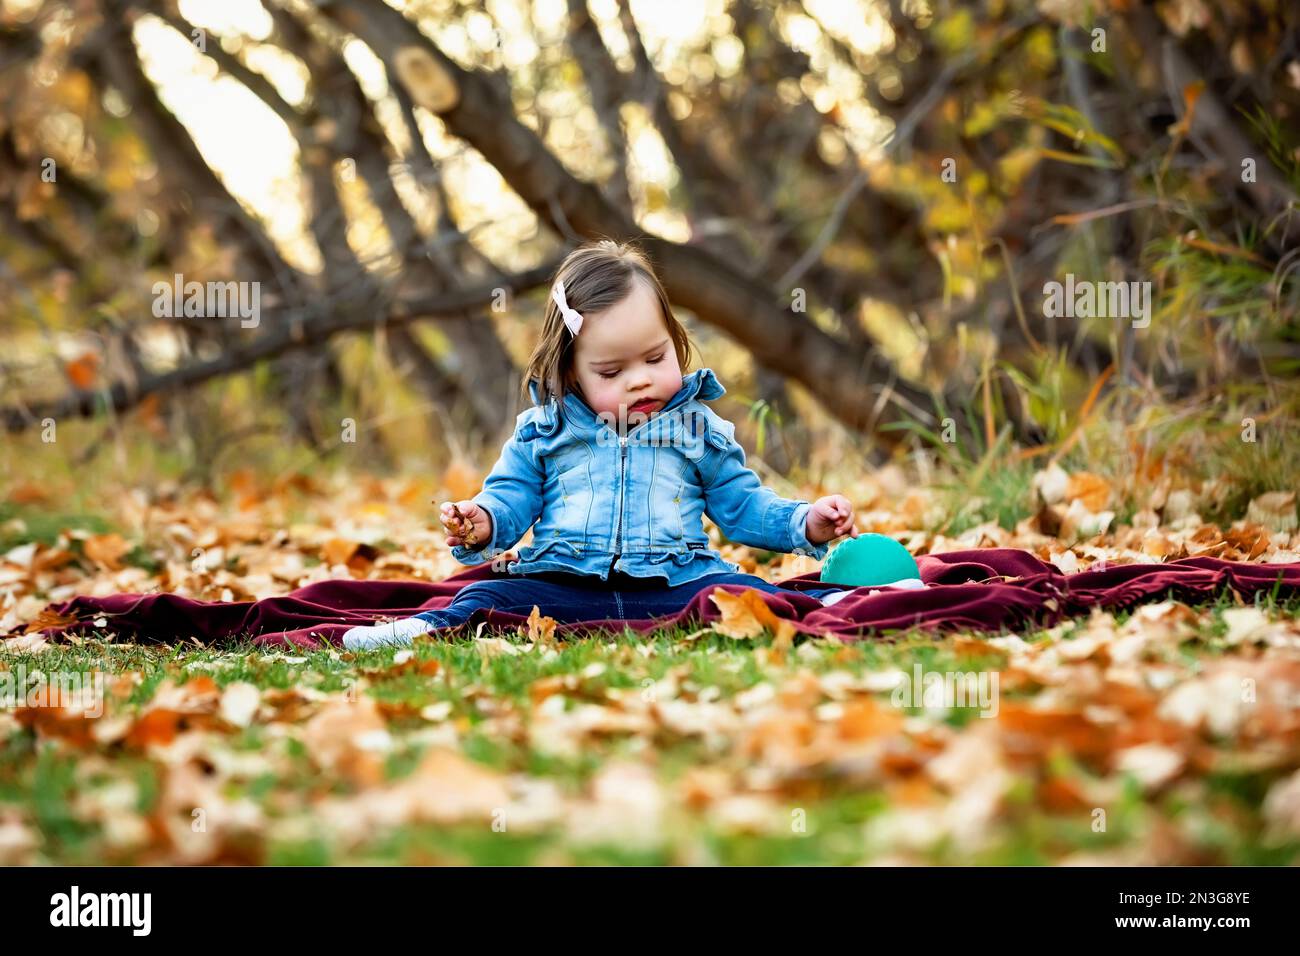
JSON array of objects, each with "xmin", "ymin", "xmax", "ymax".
[{"xmin": 805, "ymin": 494, "xmax": 859, "ymax": 545}]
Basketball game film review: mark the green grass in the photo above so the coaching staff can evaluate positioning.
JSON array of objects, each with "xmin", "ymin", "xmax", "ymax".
[
  {"xmin": 0, "ymin": 503, "xmax": 114, "ymax": 551},
  {"xmin": 3, "ymin": 601, "xmax": 1299, "ymax": 865},
  {"xmin": 935, "ymin": 458, "xmax": 1038, "ymax": 534}
]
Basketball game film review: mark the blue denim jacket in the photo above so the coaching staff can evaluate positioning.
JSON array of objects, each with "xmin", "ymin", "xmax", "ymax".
[{"xmin": 451, "ymin": 367, "xmax": 827, "ymax": 585}]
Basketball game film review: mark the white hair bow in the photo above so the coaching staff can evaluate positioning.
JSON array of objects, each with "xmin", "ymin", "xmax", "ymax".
[{"xmin": 551, "ymin": 280, "xmax": 584, "ymax": 336}]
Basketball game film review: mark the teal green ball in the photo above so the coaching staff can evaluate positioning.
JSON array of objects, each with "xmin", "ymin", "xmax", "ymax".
[{"xmin": 819, "ymin": 533, "xmax": 920, "ymax": 587}]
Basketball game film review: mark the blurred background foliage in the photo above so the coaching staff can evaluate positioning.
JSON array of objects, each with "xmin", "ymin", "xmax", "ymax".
[{"xmin": 0, "ymin": 0, "xmax": 1297, "ymax": 520}]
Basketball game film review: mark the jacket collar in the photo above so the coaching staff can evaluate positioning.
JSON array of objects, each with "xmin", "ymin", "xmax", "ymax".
[{"xmin": 527, "ymin": 367, "xmax": 725, "ymax": 435}]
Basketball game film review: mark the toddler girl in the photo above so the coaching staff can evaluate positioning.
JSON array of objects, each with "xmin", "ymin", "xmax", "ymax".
[{"xmin": 343, "ymin": 239, "xmax": 858, "ymax": 649}]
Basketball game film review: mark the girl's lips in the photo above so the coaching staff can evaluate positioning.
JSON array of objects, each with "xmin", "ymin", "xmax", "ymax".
[{"xmin": 629, "ymin": 399, "xmax": 659, "ymax": 411}]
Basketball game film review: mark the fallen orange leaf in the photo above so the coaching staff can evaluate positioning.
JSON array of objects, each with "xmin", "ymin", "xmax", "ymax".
[
  {"xmin": 709, "ymin": 588, "xmax": 797, "ymax": 647},
  {"xmin": 837, "ymin": 698, "xmax": 903, "ymax": 741},
  {"xmin": 1066, "ymin": 471, "xmax": 1112, "ymax": 512},
  {"xmin": 21, "ymin": 608, "xmax": 76, "ymax": 635},
  {"xmin": 322, "ymin": 537, "xmax": 360, "ymax": 567},
  {"xmin": 524, "ymin": 605, "xmax": 558, "ymax": 645},
  {"xmin": 83, "ymin": 533, "xmax": 132, "ymax": 571}
]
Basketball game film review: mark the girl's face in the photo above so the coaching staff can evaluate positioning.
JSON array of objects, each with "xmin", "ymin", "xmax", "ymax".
[{"xmin": 568, "ymin": 277, "xmax": 683, "ymax": 424}]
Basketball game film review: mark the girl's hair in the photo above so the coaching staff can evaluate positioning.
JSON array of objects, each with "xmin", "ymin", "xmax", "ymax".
[{"xmin": 520, "ymin": 238, "xmax": 696, "ymax": 407}]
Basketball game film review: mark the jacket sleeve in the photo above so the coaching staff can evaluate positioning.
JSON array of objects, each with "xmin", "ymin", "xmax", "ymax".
[
  {"xmin": 698, "ymin": 417, "xmax": 828, "ymax": 559},
  {"xmin": 450, "ymin": 416, "xmax": 545, "ymax": 567}
]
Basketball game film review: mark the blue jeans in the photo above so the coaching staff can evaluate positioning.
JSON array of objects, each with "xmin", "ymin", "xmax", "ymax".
[{"xmin": 414, "ymin": 570, "xmax": 844, "ymax": 631}]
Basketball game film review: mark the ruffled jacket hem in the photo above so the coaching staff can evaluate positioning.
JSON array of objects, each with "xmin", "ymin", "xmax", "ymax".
[{"xmin": 501, "ymin": 538, "xmax": 741, "ymax": 583}]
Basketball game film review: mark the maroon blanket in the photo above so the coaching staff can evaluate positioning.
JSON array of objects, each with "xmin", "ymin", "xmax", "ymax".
[{"xmin": 13, "ymin": 549, "xmax": 1300, "ymax": 649}]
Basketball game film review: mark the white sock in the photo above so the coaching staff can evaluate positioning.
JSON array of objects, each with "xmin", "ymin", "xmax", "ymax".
[
  {"xmin": 818, "ymin": 578, "xmax": 926, "ymax": 606},
  {"xmin": 342, "ymin": 615, "xmax": 437, "ymax": 651},
  {"xmin": 880, "ymin": 578, "xmax": 926, "ymax": 590}
]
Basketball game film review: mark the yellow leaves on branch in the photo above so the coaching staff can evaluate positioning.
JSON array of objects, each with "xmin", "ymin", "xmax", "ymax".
[{"xmin": 393, "ymin": 46, "xmax": 460, "ymax": 113}]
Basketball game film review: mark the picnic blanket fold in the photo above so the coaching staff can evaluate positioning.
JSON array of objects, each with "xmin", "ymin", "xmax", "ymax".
[{"xmin": 11, "ymin": 549, "xmax": 1300, "ymax": 650}]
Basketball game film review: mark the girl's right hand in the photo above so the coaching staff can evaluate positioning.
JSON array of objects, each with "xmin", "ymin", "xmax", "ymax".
[{"xmin": 439, "ymin": 500, "xmax": 493, "ymax": 550}]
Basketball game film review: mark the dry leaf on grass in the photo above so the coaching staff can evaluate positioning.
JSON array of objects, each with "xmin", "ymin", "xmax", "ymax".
[
  {"xmin": 522, "ymin": 605, "xmax": 558, "ymax": 645},
  {"xmin": 1247, "ymin": 492, "xmax": 1297, "ymax": 533},
  {"xmin": 708, "ymin": 587, "xmax": 797, "ymax": 650},
  {"xmin": 218, "ymin": 682, "xmax": 261, "ymax": 728},
  {"xmin": 83, "ymin": 533, "xmax": 132, "ymax": 571},
  {"xmin": 20, "ymin": 608, "xmax": 75, "ymax": 637},
  {"xmin": 300, "ymin": 695, "xmax": 392, "ymax": 785},
  {"xmin": 1066, "ymin": 471, "xmax": 1113, "ymax": 512}
]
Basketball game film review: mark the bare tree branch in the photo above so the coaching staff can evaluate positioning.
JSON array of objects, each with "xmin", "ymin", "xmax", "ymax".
[
  {"xmin": 316, "ymin": 0, "xmax": 949, "ymax": 437},
  {"xmin": 1, "ymin": 262, "xmax": 560, "ymax": 432}
]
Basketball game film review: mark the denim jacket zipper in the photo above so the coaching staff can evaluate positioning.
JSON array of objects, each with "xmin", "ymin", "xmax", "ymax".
[
  {"xmin": 607, "ymin": 435, "xmax": 628, "ymax": 579},
  {"xmin": 604, "ymin": 412, "xmax": 662, "ymax": 580}
]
